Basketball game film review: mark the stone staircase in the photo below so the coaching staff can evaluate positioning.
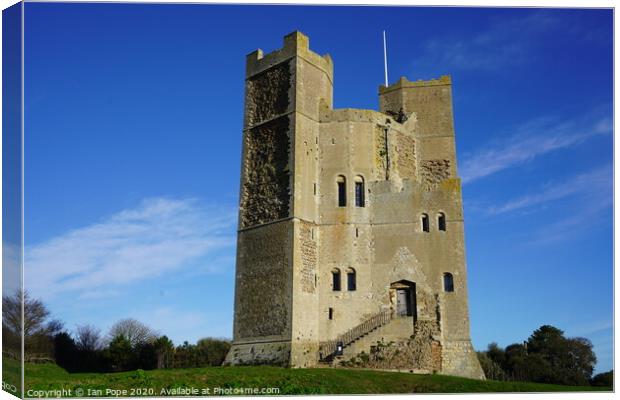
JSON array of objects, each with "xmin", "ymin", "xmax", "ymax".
[
  {"xmin": 341, "ymin": 316, "xmax": 415, "ymax": 361},
  {"xmin": 318, "ymin": 310, "xmax": 393, "ymax": 363}
]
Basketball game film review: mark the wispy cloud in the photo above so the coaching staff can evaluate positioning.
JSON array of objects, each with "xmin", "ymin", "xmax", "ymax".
[
  {"xmin": 476, "ymin": 163, "xmax": 612, "ymax": 244},
  {"xmin": 531, "ymin": 193, "xmax": 612, "ymax": 245},
  {"xmin": 460, "ymin": 114, "xmax": 611, "ymax": 184},
  {"xmin": 568, "ymin": 319, "xmax": 613, "ymax": 338},
  {"xmin": 488, "ymin": 165, "xmax": 611, "ymax": 214},
  {"xmin": 415, "ymin": 11, "xmax": 588, "ymax": 72},
  {"xmin": 25, "ymin": 198, "xmax": 237, "ymax": 300}
]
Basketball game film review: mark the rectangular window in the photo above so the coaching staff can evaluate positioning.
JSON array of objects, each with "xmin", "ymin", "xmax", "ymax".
[
  {"xmin": 355, "ymin": 182, "xmax": 365, "ymax": 207},
  {"xmin": 338, "ymin": 181, "xmax": 346, "ymax": 207},
  {"xmin": 328, "ymin": 307, "xmax": 334, "ymax": 320},
  {"xmin": 444, "ymin": 274, "xmax": 454, "ymax": 292}
]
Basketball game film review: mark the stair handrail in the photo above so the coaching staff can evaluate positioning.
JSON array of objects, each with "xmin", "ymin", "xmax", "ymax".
[{"xmin": 319, "ymin": 309, "xmax": 392, "ymax": 360}]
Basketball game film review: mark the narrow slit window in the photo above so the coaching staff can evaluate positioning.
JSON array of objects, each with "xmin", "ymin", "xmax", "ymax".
[
  {"xmin": 438, "ymin": 213, "xmax": 446, "ymax": 231},
  {"xmin": 443, "ymin": 273, "xmax": 454, "ymax": 292},
  {"xmin": 355, "ymin": 227, "xmax": 359, "ymax": 238},
  {"xmin": 347, "ymin": 268, "xmax": 356, "ymax": 291},
  {"xmin": 354, "ymin": 176, "xmax": 365, "ymax": 207},
  {"xmin": 328, "ymin": 307, "xmax": 334, "ymax": 320},
  {"xmin": 337, "ymin": 176, "xmax": 346, "ymax": 207},
  {"xmin": 421, "ymin": 214, "xmax": 430, "ymax": 233},
  {"xmin": 332, "ymin": 269, "xmax": 341, "ymax": 291}
]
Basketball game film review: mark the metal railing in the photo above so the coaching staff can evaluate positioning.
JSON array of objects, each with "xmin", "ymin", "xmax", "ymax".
[{"xmin": 319, "ymin": 309, "xmax": 392, "ymax": 361}]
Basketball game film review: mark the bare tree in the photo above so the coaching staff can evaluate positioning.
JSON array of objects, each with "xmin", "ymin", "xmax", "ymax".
[
  {"xmin": 2, "ymin": 290, "xmax": 62, "ymax": 359},
  {"xmin": 2, "ymin": 290, "xmax": 51, "ymax": 337},
  {"xmin": 75, "ymin": 324, "xmax": 103, "ymax": 351},
  {"xmin": 107, "ymin": 318, "xmax": 157, "ymax": 347}
]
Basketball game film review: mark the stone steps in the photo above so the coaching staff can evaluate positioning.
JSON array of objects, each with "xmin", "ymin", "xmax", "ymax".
[{"xmin": 320, "ymin": 317, "xmax": 415, "ymax": 367}]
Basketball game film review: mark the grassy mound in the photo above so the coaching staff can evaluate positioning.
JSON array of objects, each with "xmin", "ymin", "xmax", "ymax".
[{"xmin": 1, "ymin": 358, "xmax": 611, "ymax": 397}]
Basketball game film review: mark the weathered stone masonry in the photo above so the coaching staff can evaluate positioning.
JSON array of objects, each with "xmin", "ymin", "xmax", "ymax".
[{"xmin": 225, "ymin": 31, "xmax": 485, "ymax": 380}]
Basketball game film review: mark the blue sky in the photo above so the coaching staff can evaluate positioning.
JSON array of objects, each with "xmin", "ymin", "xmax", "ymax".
[{"xmin": 22, "ymin": 4, "xmax": 612, "ymax": 372}]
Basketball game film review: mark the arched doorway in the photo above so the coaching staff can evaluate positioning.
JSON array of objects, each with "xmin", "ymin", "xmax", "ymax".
[{"xmin": 390, "ymin": 280, "xmax": 417, "ymax": 320}]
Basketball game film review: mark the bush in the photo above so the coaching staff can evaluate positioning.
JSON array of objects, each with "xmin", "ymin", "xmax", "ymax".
[
  {"xmin": 590, "ymin": 370, "xmax": 613, "ymax": 387},
  {"xmin": 477, "ymin": 352, "xmax": 505, "ymax": 381},
  {"xmin": 107, "ymin": 335, "xmax": 134, "ymax": 371},
  {"xmin": 172, "ymin": 338, "xmax": 231, "ymax": 368},
  {"xmin": 478, "ymin": 325, "xmax": 598, "ymax": 386}
]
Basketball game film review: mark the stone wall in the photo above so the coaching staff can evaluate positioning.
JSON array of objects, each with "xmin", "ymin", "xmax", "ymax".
[
  {"xmin": 420, "ymin": 159, "xmax": 451, "ymax": 191},
  {"xmin": 344, "ymin": 320, "xmax": 442, "ymax": 373},
  {"xmin": 394, "ymin": 133, "xmax": 416, "ymax": 180},
  {"xmin": 224, "ymin": 341, "xmax": 291, "ymax": 367},
  {"xmin": 374, "ymin": 126, "xmax": 388, "ymax": 180},
  {"xmin": 240, "ymin": 116, "xmax": 291, "ymax": 228},
  {"xmin": 235, "ymin": 221, "xmax": 291, "ymax": 339},
  {"xmin": 442, "ymin": 340, "xmax": 486, "ymax": 379},
  {"xmin": 245, "ymin": 62, "xmax": 291, "ymax": 127},
  {"xmin": 299, "ymin": 221, "xmax": 317, "ymax": 294},
  {"xmin": 379, "ymin": 76, "xmax": 454, "ymax": 138}
]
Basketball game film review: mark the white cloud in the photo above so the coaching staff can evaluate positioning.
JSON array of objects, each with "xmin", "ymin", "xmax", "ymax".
[
  {"xmin": 460, "ymin": 115, "xmax": 611, "ymax": 184},
  {"xmin": 2, "ymin": 242, "xmax": 22, "ymax": 295},
  {"xmin": 474, "ymin": 164, "xmax": 612, "ymax": 244},
  {"xmin": 25, "ymin": 198, "xmax": 237, "ymax": 300},
  {"xmin": 78, "ymin": 289, "xmax": 122, "ymax": 300},
  {"xmin": 488, "ymin": 165, "xmax": 611, "ymax": 214},
  {"xmin": 568, "ymin": 320, "xmax": 613, "ymax": 338},
  {"xmin": 415, "ymin": 11, "xmax": 580, "ymax": 72},
  {"xmin": 529, "ymin": 194, "xmax": 612, "ymax": 245}
]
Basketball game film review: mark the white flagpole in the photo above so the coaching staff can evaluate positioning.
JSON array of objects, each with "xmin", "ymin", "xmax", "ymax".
[{"xmin": 383, "ymin": 30, "xmax": 389, "ymax": 87}]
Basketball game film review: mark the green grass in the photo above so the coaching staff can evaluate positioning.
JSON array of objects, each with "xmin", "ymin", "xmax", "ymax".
[
  {"xmin": 1, "ymin": 355, "xmax": 21, "ymax": 397},
  {"xmin": 1, "ymin": 358, "xmax": 611, "ymax": 397}
]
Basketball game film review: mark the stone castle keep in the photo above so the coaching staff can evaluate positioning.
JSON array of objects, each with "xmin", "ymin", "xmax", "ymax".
[{"xmin": 224, "ymin": 31, "xmax": 485, "ymax": 380}]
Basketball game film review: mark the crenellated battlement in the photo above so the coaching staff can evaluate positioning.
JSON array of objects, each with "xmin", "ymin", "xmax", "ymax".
[
  {"xmin": 245, "ymin": 31, "xmax": 333, "ymax": 81},
  {"xmin": 379, "ymin": 75, "xmax": 452, "ymax": 94}
]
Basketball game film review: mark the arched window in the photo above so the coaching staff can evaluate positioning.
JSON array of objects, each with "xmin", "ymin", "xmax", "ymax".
[
  {"xmin": 443, "ymin": 273, "xmax": 454, "ymax": 292},
  {"xmin": 336, "ymin": 176, "xmax": 346, "ymax": 207},
  {"xmin": 347, "ymin": 268, "xmax": 357, "ymax": 291},
  {"xmin": 421, "ymin": 213, "xmax": 430, "ymax": 233},
  {"xmin": 438, "ymin": 212, "xmax": 446, "ymax": 231},
  {"xmin": 332, "ymin": 268, "xmax": 341, "ymax": 291},
  {"xmin": 354, "ymin": 176, "xmax": 365, "ymax": 207}
]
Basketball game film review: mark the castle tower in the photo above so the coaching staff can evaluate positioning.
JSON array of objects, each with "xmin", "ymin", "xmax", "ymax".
[{"xmin": 225, "ymin": 32, "xmax": 484, "ymax": 380}]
